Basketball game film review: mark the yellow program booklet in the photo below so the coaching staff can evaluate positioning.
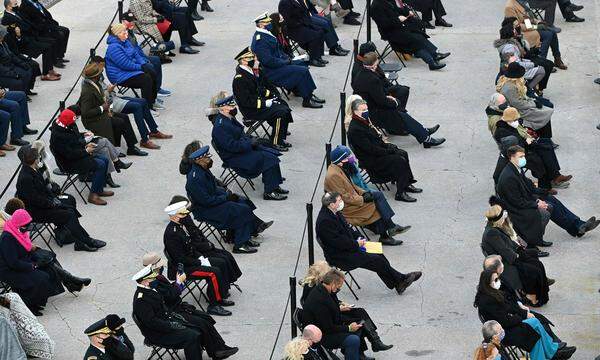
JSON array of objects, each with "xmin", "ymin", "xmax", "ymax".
[{"xmin": 363, "ymin": 241, "xmax": 383, "ymax": 254}]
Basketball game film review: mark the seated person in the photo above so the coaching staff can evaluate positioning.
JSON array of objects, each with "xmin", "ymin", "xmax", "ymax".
[
  {"xmin": 90, "ymin": 56, "xmax": 172, "ymax": 150},
  {"xmin": 504, "ymin": 0, "xmax": 566, "ymax": 66},
  {"xmin": 149, "ymin": 0, "xmax": 204, "ymax": 54},
  {"xmin": 404, "ymin": 0, "xmax": 452, "ymax": 28},
  {"xmin": 0, "ymin": 197, "xmax": 24, "ymax": 228},
  {"xmin": 182, "ymin": 141, "xmax": 273, "ymax": 253},
  {"xmin": 251, "ymin": 13, "xmax": 325, "ymax": 108},
  {"xmin": 0, "ymin": 292, "xmax": 54, "ymax": 359},
  {"xmin": 2, "ymin": 0, "xmax": 60, "ymax": 81},
  {"xmin": 163, "ymin": 200, "xmax": 240, "ymax": 316},
  {"xmin": 473, "ymin": 321, "xmax": 510, "ymax": 360},
  {"xmin": 49, "ymin": 109, "xmax": 116, "ymax": 206},
  {"xmin": 0, "ymin": 25, "xmax": 37, "ymax": 93},
  {"xmin": 284, "ymin": 325, "xmax": 328, "ymax": 360},
  {"xmin": 316, "ymin": 192, "xmax": 422, "ymax": 294},
  {"xmin": 370, "ymin": 0, "xmax": 450, "ymax": 70},
  {"xmin": 309, "ymin": 0, "xmax": 361, "ymax": 25},
  {"xmin": 299, "ymin": 261, "xmax": 393, "ymax": 353},
  {"xmin": 496, "ymin": 63, "xmax": 553, "ymax": 139},
  {"xmin": 80, "ymin": 62, "xmax": 147, "ymax": 156},
  {"xmin": 210, "ymin": 93, "xmax": 289, "ymax": 200},
  {"xmin": 0, "ymin": 107, "xmax": 11, "ymax": 157},
  {"xmin": 474, "ymin": 269, "xmax": 576, "ymax": 359},
  {"xmin": 493, "ymin": 107, "xmax": 569, "ymax": 191},
  {"xmin": 0, "ymin": 87, "xmax": 35, "ymax": 147},
  {"xmin": 352, "ymin": 53, "xmax": 445, "ymax": 147},
  {"xmin": 525, "ymin": 0, "xmax": 584, "ymax": 25},
  {"xmin": 0, "ymin": 209, "xmax": 91, "ymax": 315},
  {"xmin": 324, "ymin": 145, "xmax": 409, "ymax": 245},
  {"xmin": 83, "ymin": 314, "xmax": 135, "ymax": 360},
  {"xmin": 346, "ymin": 98, "xmax": 423, "ymax": 202},
  {"xmin": 232, "ymin": 46, "xmax": 293, "ymax": 152},
  {"xmin": 132, "ymin": 264, "xmax": 238, "ymax": 360},
  {"xmin": 105, "ymin": 23, "xmax": 159, "ymax": 110},
  {"xmin": 268, "ymin": 12, "xmax": 296, "ymax": 58},
  {"xmin": 496, "ymin": 145, "xmax": 599, "ymax": 246}
]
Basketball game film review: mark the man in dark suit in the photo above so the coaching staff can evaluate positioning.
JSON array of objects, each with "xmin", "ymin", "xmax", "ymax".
[
  {"xmin": 315, "ymin": 191, "xmax": 422, "ymax": 294},
  {"xmin": 232, "ymin": 47, "xmax": 293, "ymax": 152},
  {"xmin": 150, "ymin": 0, "xmax": 204, "ymax": 53},
  {"xmin": 0, "ymin": 25, "xmax": 36, "ymax": 92},
  {"xmin": 132, "ymin": 265, "xmax": 238, "ymax": 360},
  {"xmin": 496, "ymin": 145, "xmax": 599, "ymax": 247},
  {"xmin": 352, "ymin": 52, "xmax": 445, "ymax": 147},
  {"xmin": 83, "ymin": 314, "xmax": 135, "ymax": 360}
]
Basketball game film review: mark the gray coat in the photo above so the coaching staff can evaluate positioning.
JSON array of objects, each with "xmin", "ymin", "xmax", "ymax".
[
  {"xmin": 498, "ymin": 82, "xmax": 552, "ymax": 130},
  {"xmin": 493, "ymin": 39, "xmax": 539, "ymax": 80}
]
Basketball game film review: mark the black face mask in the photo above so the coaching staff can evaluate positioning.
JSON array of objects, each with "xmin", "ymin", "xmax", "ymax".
[
  {"xmin": 18, "ymin": 226, "xmax": 27, "ymax": 233},
  {"xmin": 229, "ymin": 108, "xmax": 238, "ymax": 117},
  {"xmin": 248, "ymin": 60, "xmax": 255, "ymax": 68},
  {"xmin": 498, "ymin": 102, "xmax": 508, "ymax": 111},
  {"xmin": 149, "ymin": 279, "xmax": 160, "ymax": 289},
  {"xmin": 341, "ymin": 162, "xmax": 358, "ymax": 175},
  {"xmin": 205, "ymin": 158, "xmax": 213, "ymax": 169}
]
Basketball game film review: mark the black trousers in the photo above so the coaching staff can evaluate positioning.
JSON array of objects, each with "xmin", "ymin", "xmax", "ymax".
[
  {"xmin": 169, "ymin": 7, "xmax": 198, "ymax": 46},
  {"xmin": 528, "ymin": 0, "xmax": 573, "ymax": 24},
  {"xmin": 154, "ymin": 328, "xmax": 204, "ymax": 360},
  {"xmin": 359, "ymin": 254, "xmax": 405, "ymax": 289},
  {"xmin": 120, "ymin": 72, "xmax": 157, "ymax": 107},
  {"xmin": 21, "ymin": 37, "xmax": 56, "ymax": 75},
  {"xmin": 32, "ymin": 195, "xmax": 92, "ymax": 247},
  {"xmin": 187, "ymin": 257, "xmax": 231, "ymax": 304},
  {"xmin": 204, "ymin": 247, "xmax": 242, "ymax": 283},
  {"xmin": 340, "ymin": 307, "xmax": 380, "ymax": 343},
  {"xmin": 46, "ymin": 25, "xmax": 70, "ymax": 59},
  {"xmin": 177, "ymin": 310, "xmax": 227, "ymax": 357},
  {"xmin": 302, "ymin": 35, "xmax": 325, "ymax": 59},
  {"xmin": 0, "ymin": 67, "xmax": 32, "ymax": 92},
  {"xmin": 110, "ymin": 112, "xmax": 138, "ymax": 148},
  {"xmin": 404, "ymin": 0, "xmax": 447, "ymax": 22}
]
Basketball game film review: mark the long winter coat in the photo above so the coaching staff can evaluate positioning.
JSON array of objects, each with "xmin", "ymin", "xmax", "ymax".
[
  {"xmin": 481, "ymin": 224, "xmax": 523, "ymax": 291},
  {"xmin": 504, "ymin": 0, "xmax": 541, "ymax": 48},
  {"xmin": 497, "ymin": 80, "xmax": 552, "ymax": 130},
  {"xmin": 324, "ymin": 164, "xmax": 380, "ymax": 226},
  {"xmin": 129, "ymin": 0, "xmax": 165, "ymax": 43},
  {"xmin": 78, "ymin": 79, "xmax": 115, "ymax": 143},
  {"xmin": 105, "ymin": 35, "xmax": 145, "ymax": 85},
  {"xmin": 371, "ymin": 0, "xmax": 429, "ymax": 52},
  {"xmin": 277, "ymin": 0, "xmax": 323, "ymax": 45},
  {"xmin": 49, "ymin": 122, "xmax": 97, "ymax": 175}
]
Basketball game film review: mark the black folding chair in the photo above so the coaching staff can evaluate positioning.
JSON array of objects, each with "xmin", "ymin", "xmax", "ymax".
[
  {"xmin": 316, "ymin": 236, "xmax": 361, "ymax": 300},
  {"xmin": 132, "ymin": 314, "xmax": 184, "ymax": 360},
  {"xmin": 211, "ymin": 141, "xmax": 255, "ymax": 199},
  {"xmin": 52, "ymin": 158, "xmax": 91, "ymax": 204},
  {"xmin": 116, "ymin": 85, "xmax": 141, "ymax": 98},
  {"xmin": 0, "ymin": 280, "xmax": 11, "ymax": 294},
  {"xmin": 163, "ymin": 249, "xmax": 210, "ymax": 311},
  {"xmin": 197, "ymin": 221, "xmax": 227, "ymax": 250},
  {"xmin": 377, "ymin": 42, "xmax": 407, "ymax": 67},
  {"xmin": 133, "ymin": 23, "xmax": 160, "ymax": 51},
  {"xmin": 359, "ymin": 168, "xmax": 392, "ymax": 192},
  {"xmin": 243, "ymin": 118, "xmax": 272, "ymax": 140},
  {"xmin": 28, "ymin": 222, "xmax": 56, "ymax": 253}
]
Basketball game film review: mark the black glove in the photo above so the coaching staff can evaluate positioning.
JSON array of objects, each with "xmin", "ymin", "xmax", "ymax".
[
  {"xmin": 226, "ymin": 192, "xmax": 240, "ymax": 202},
  {"xmin": 534, "ymin": 99, "xmax": 543, "ymax": 109},
  {"xmin": 362, "ymin": 192, "xmax": 374, "ymax": 203}
]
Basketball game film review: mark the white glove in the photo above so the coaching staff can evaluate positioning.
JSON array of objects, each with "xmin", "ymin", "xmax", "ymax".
[
  {"xmin": 292, "ymin": 54, "xmax": 310, "ymax": 62},
  {"xmin": 266, "ymin": 99, "xmax": 273, "ymax": 108}
]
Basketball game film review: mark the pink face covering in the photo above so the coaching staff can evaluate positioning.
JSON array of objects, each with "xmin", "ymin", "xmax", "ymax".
[{"xmin": 2, "ymin": 209, "xmax": 33, "ymax": 252}]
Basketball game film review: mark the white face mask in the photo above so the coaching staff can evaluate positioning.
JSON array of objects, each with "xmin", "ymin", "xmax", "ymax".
[
  {"xmin": 336, "ymin": 200, "xmax": 345, "ymax": 212},
  {"xmin": 508, "ymin": 121, "xmax": 519, "ymax": 129},
  {"xmin": 491, "ymin": 278, "xmax": 501, "ymax": 290}
]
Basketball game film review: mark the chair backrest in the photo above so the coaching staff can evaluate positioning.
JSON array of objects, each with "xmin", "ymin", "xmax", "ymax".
[{"xmin": 292, "ymin": 307, "xmax": 304, "ymax": 331}]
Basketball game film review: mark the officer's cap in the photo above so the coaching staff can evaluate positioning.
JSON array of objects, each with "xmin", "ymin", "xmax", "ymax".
[
  {"xmin": 215, "ymin": 95, "xmax": 236, "ymax": 107},
  {"xmin": 187, "ymin": 145, "xmax": 210, "ymax": 160},
  {"xmin": 164, "ymin": 201, "xmax": 190, "ymax": 216},
  {"xmin": 132, "ymin": 264, "xmax": 159, "ymax": 282},
  {"xmin": 254, "ymin": 12, "xmax": 271, "ymax": 23},
  {"xmin": 235, "ymin": 46, "xmax": 254, "ymax": 61}
]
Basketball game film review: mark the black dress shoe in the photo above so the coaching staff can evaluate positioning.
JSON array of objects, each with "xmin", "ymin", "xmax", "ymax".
[
  {"xmin": 435, "ymin": 52, "xmax": 451, "ymax": 61},
  {"xmin": 115, "ymin": 159, "xmax": 132, "ymax": 172},
  {"xmin": 405, "ymin": 184, "xmax": 423, "ymax": 193},
  {"xmin": 388, "ymin": 224, "xmax": 411, "ymax": 237},
  {"xmin": 537, "ymin": 251, "xmax": 550, "ymax": 258},
  {"xmin": 395, "ymin": 192, "xmax": 416, "ymax": 202},
  {"xmin": 428, "ymin": 62, "xmax": 446, "ymax": 70},
  {"xmin": 379, "ymin": 236, "xmax": 403, "ymax": 246},
  {"xmin": 232, "ymin": 245, "xmax": 258, "ymax": 254},
  {"xmin": 577, "ymin": 217, "xmax": 600, "ymax": 236},
  {"xmin": 26, "ymin": 90, "xmax": 37, "ymax": 96},
  {"xmin": 282, "ymin": 141, "xmax": 292, "ymax": 148},
  {"xmin": 395, "ymin": 271, "xmax": 422, "ymax": 294},
  {"xmin": 427, "ymin": 124, "xmax": 440, "ymax": 135},
  {"xmin": 435, "ymin": 18, "xmax": 453, "ymax": 27},
  {"xmin": 343, "ymin": 16, "xmax": 361, "ymax": 25},
  {"xmin": 256, "ymin": 220, "xmax": 274, "ymax": 234},
  {"xmin": 309, "ymin": 59, "xmax": 326, "ymax": 67},
  {"xmin": 106, "ymin": 174, "xmax": 120, "ymax": 188},
  {"xmin": 127, "ymin": 146, "xmax": 148, "ymax": 156},
  {"xmin": 274, "ymin": 186, "xmax": 289, "ymax": 194},
  {"xmin": 348, "ymin": 11, "xmax": 361, "ymax": 17},
  {"xmin": 58, "ymin": 58, "xmax": 70, "ymax": 63},
  {"xmin": 264, "ymin": 191, "xmax": 288, "ymax": 200},
  {"xmin": 371, "ymin": 338, "xmax": 393, "ymax": 352},
  {"xmin": 10, "ymin": 138, "xmax": 29, "ymax": 146},
  {"xmin": 180, "ymin": 46, "xmax": 200, "ymax": 54},
  {"xmin": 219, "ymin": 299, "xmax": 235, "ymax": 307},
  {"xmin": 23, "ymin": 126, "xmax": 38, "ymax": 135},
  {"xmin": 567, "ymin": 3, "xmax": 583, "ymax": 11},
  {"xmin": 74, "ymin": 242, "xmax": 98, "ymax": 252},
  {"xmin": 90, "ymin": 238, "xmax": 107, "ymax": 248},
  {"xmin": 207, "ymin": 305, "xmax": 232, "ymax": 316},
  {"xmin": 213, "ymin": 347, "xmax": 239, "ymax": 360},
  {"xmin": 302, "ymin": 99, "xmax": 323, "ymax": 108},
  {"xmin": 191, "ymin": 11, "xmax": 203, "ymax": 20},
  {"xmin": 246, "ymin": 239, "xmax": 261, "ymax": 247},
  {"xmin": 423, "ymin": 137, "xmax": 446, "ymax": 148},
  {"xmin": 539, "ymin": 240, "xmax": 553, "ymax": 247},
  {"xmin": 329, "ymin": 46, "xmax": 348, "ymax": 56},
  {"xmin": 423, "ymin": 21, "xmax": 435, "ymax": 29},
  {"xmin": 54, "ymin": 62, "xmax": 65, "ymax": 69},
  {"xmin": 547, "ymin": 278, "xmax": 555, "ymax": 286},
  {"xmin": 565, "ymin": 14, "xmax": 584, "ymax": 22},
  {"xmin": 311, "ymin": 94, "xmax": 326, "ymax": 103},
  {"xmin": 273, "ymin": 144, "xmax": 288, "ymax": 152},
  {"xmin": 189, "ymin": 38, "xmax": 206, "ymax": 46}
]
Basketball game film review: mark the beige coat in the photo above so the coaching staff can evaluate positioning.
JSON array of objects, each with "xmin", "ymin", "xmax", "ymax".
[
  {"xmin": 504, "ymin": 0, "xmax": 541, "ymax": 49},
  {"xmin": 323, "ymin": 164, "xmax": 380, "ymax": 226},
  {"xmin": 129, "ymin": 0, "xmax": 164, "ymax": 43}
]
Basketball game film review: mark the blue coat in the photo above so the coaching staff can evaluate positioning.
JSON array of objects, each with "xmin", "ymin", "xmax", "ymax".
[
  {"xmin": 105, "ymin": 35, "xmax": 145, "ymax": 85},
  {"xmin": 251, "ymin": 29, "xmax": 316, "ymax": 98},
  {"xmin": 211, "ymin": 113, "xmax": 280, "ymax": 178},
  {"xmin": 185, "ymin": 164, "xmax": 255, "ymax": 230}
]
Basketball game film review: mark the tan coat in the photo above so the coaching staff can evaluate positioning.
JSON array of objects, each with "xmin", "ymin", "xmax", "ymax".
[
  {"xmin": 323, "ymin": 164, "xmax": 380, "ymax": 226},
  {"xmin": 129, "ymin": 0, "xmax": 164, "ymax": 43},
  {"xmin": 504, "ymin": 0, "xmax": 540, "ymax": 48}
]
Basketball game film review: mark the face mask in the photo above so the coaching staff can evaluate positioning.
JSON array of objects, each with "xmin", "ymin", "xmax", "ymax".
[
  {"xmin": 508, "ymin": 121, "xmax": 519, "ymax": 129},
  {"xmin": 347, "ymin": 155, "xmax": 357, "ymax": 165},
  {"xmin": 361, "ymin": 111, "xmax": 369, "ymax": 119},
  {"xmin": 498, "ymin": 102, "xmax": 508, "ymax": 111},
  {"xmin": 517, "ymin": 157, "xmax": 527, "ymax": 168},
  {"xmin": 265, "ymin": 24, "xmax": 273, "ymax": 32},
  {"xmin": 498, "ymin": 329, "xmax": 506, "ymax": 341},
  {"xmin": 336, "ymin": 200, "xmax": 345, "ymax": 212},
  {"xmin": 341, "ymin": 162, "xmax": 357, "ymax": 175},
  {"xmin": 149, "ymin": 279, "xmax": 160, "ymax": 289},
  {"xmin": 229, "ymin": 108, "xmax": 238, "ymax": 117},
  {"xmin": 248, "ymin": 60, "xmax": 255, "ymax": 68},
  {"xmin": 205, "ymin": 158, "xmax": 213, "ymax": 169},
  {"xmin": 18, "ymin": 226, "xmax": 27, "ymax": 233},
  {"xmin": 491, "ymin": 278, "xmax": 501, "ymax": 290}
]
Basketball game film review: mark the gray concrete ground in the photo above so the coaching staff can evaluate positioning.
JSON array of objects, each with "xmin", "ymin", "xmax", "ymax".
[{"xmin": 0, "ymin": 0, "xmax": 599, "ymax": 358}]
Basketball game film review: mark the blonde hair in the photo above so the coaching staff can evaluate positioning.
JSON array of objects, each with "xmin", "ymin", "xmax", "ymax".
[
  {"xmin": 496, "ymin": 76, "xmax": 527, "ymax": 98},
  {"xmin": 299, "ymin": 261, "xmax": 331, "ymax": 287},
  {"xmin": 283, "ymin": 338, "xmax": 310, "ymax": 360},
  {"xmin": 484, "ymin": 205, "xmax": 517, "ymax": 240}
]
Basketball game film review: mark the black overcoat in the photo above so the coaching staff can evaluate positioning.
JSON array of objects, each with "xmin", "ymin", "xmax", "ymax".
[
  {"xmin": 370, "ymin": 0, "xmax": 429, "ymax": 52},
  {"xmin": 278, "ymin": 0, "xmax": 322, "ymax": 45},
  {"xmin": 49, "ymin": 121, "xmax": 97, "ymax": 175},
  {"xmin": 481, "ymin": 224, "xmax": 523, "ymax": 291}
]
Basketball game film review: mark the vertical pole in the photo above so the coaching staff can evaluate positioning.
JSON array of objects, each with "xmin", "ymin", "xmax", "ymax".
[
  {"xmin": 306, "ymin": 203, "xmax": 314, "ymax": 266},
  {"xmin": 289, "ymin": 277, "xmax": 298, "ymax": 339},
  {"xmin": 325, "ymin": 143, "xmax": 332, "ymax": 168},
  {"xmin": 353, "ymin": 38, "xmax": 359, "ymax": 57},
  {"xmin": 90, "ymin": 48, "xmax": 96, "ymax": 60},
  {"xmin": 340, "ymin": 92, "xmax": 347, "ymax": 146},
  {"xmin": 366, "ymin": 0, "xmax": 371, "ymax": 42},
  {"xmin": 59, "ymin": 101, "xmax": 65, "ymax": 111},
  {"xmin": 118, "ymin": 0, "xmax": 124, "ymax": 22}
]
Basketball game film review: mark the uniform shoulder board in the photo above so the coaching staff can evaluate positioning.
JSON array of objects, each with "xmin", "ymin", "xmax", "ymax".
[
  {"xmin": 137, "ymin": 292, "xmax": 143, "ymax": 299},
  {"xmin": 234, "ymin": 75, "xmax": 242, "ymax": 78},
  {"xmin": 255, "ymin": 34, "xmax": 261, "ymax": 40}
]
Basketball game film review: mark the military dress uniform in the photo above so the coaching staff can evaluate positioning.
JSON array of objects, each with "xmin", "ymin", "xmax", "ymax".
[{"xmin": 83, "ymin": 315, "xmax": 135, "ymax": 360}]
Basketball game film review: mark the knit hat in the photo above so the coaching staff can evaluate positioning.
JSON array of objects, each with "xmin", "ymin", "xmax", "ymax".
[
  {"xmin": 359, "ymin": 42, "xmax": 377, "ymax": 56},
  {"xmin": 505, "ymin": 62, "xmax": 525, "ymax": 79},
  {"xmin": 111, "ymin": 23, "xmax": 127, "ymax": 35},
  {"xmin": 330, "ymin": 145, "xmax": 351, "ymax": 164},
  {"xmin": 83, "ymin": 62, "xmax": 103, "ymax": 79},
  {"xmin": 57, "ymin": 109, "xmax": 76, "ymax": 127},
  {"xmin": 501, "ymin": 107, "xmax": 520, "ymax": 122}
]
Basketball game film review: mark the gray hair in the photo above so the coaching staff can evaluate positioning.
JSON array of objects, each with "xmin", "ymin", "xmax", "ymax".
[
  {"xmin": 351, "ymin": 98, "xmax": 367, "ymax": 112},
  {"xmin": 483, "ymin": 255, "xmax": 502, "ymax": 272},
  {"xmin": 3, "ymin": 0, "xmax": 11, "ymax": 9},
  {"xmin": 321, "ymin": 191, "xmax": 340, "ymax": 207},
  {"xmin": 488, "ymin": 93, "xmax": 506, "ymax": 109},
  {"xmin": 482, "ymin": 320, "xmax": 500, "ymax": 341}
]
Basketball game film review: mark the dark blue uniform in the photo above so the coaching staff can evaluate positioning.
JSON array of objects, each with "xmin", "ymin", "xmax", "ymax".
[
  {"xmin": 251, "ymin": 29, "xmax": 317, "ymax": 100},
  {"xmin": 185, "ymin": 164, "xmax": 259, "ymax": 246},
  {"xmin": 211, "ymin": 113, "xmax": 283, "ymax": 193}
]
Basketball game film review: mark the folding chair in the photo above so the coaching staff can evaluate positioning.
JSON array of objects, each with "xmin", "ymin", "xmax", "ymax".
[
  {"xmin": 197, "ymin": 221, "xmax": 227, "ymax": 249},
  {"xmin": 243, "ymin": 118, "xmax": 272, "ymax": 140},
  {"xmin": 132, "ymin": 314, "xmax": 184, "ymax": 360},
  {"xmin": 133, "ymin": 24, "xmax": 160, "ymax": 51},
  {"xmin": 360, "ymin": 168, "xmax": 392, "ymax": 192},
  {"xmin": 377, "ymin": 43, "xmax": 407, "ymax": 67},
  {"xmin": 52, "ymin": 159, "xmax": 91, "ymax": 204},
  {"xmin": 163, "ymin": 249, "xmax": 210, "ymax": 311},
  {"xmin": 316, "ymin": 237, "xmax": 361, "ymax": 300},
  {"xmin": 28, "ymin": 222, "xmax": 57, "ymax": 253},
  {"xmin": 116, "ymin": 85, "xmax": 141, "ymax": 98},
  {"xmin": 0, "ymin": 280, "xmax": 11, "ymax": 294},
  {"xmin": 211, "ymin": 141, "xmax": 255, "ymax": 199},
  {"xmin": 350, "ymin": 224, "xmax": 372, "ymax": 241}
]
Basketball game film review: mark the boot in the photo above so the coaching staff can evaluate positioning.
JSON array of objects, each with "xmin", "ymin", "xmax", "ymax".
[
  {"xmin": 191, "ymin": 9, "xmax": 203, "ymax": 20},
  {"xmin": 106, "ymin": 174, "xmax": 120, "ymax": 188},
  {"xmin": 114, "ymin": 159, "xmax": 132, "ymax": 173},
  {"xmin": 201, "ymin": 0, "xmax": 213, "ymax": 12},
  {"xmin": 51, "ymin": 263, "xmax": 91, "ymax": 293},
  {"xmin": 554, "ymin": 56, "xmax": 568, "ymax": 70},
  {"xmin": 370, "ymin": 336, "xmax": 393, "ymax": 352}
]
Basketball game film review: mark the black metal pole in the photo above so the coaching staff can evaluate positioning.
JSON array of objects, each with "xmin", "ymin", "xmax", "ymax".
[
  {"xmin": 90, "ymin": 48, "xmax": 96, "ymax": 60},
  {"xmin": 325, "ymin": 143, "xmax": 332, "ymax": 168},
  {"xmin": 353, "ymin": 38, "xmax": 359, "ymax": 57},
  {"xmin": 366, "ymin": 0, "xmax": 371, "ymax": 42},
  {"xmin": 289, "ymin": 277, "xmax": 298, "ymax": 339},
  {"xmin": 59, "ymin": 101, "xmax": 65, "ymax": 111},
  {"xmin": 118, "ymin": 0, "xmax": 124, "ymax": 22},
  {"xmin": 340, "ymin": 92, "xmax": 347, "ymax": 146},
  {"xmin": 306, "ymin": 203, "xmax": 314, "ymax": 266}
]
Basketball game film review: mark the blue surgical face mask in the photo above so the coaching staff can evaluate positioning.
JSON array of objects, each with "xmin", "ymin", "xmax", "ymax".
[
  {"xmin": 265, "ymin": 24, "xmax": 273, "ymax": 32},
  {"xmin": 361, "ymin": 111, "xmax": 369, "ymax": 119},
  {"xmin": 517, "ymin": 157, "xmax": 527, "ymax": 168},
  {"xmin": 498, "ymin": 329, "xmax": 506, "ymax": 341}
]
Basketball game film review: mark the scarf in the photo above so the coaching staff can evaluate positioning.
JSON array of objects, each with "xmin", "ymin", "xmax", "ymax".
[{"xmin": 2, "ymin": 209, "xmax": 33, "ymax": 252}]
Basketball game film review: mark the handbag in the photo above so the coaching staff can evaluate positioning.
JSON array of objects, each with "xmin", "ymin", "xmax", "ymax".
[{"xmin": 31, "ymin": 248, "xmax": 56, "ymax": 268}]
